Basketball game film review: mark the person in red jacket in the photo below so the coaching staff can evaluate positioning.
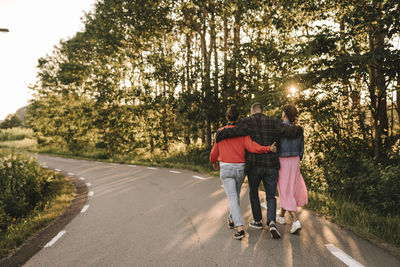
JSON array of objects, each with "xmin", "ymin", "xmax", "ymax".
[{"xmin": 210, "ymin": 104, "xmax": 276, "ymax": 240}]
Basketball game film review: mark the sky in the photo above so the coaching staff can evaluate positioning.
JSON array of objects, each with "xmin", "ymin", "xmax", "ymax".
[{"xmin": 0, "ymin": 0, "xmax": 96, "ymax": 120}]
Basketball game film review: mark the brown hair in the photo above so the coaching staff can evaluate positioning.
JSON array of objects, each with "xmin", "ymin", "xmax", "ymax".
[
  {"xmin": 282, "ymin": 104, "xmax": 298, "ymax": 123},
  {"xmin": 226, "ymin": 104, "xmax": 239, "ymax": 122}
]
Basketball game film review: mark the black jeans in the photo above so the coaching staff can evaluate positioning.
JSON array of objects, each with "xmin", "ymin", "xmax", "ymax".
[{"xmin": 247, "ymin": 166, "xmax": 279, "ymax": 226}]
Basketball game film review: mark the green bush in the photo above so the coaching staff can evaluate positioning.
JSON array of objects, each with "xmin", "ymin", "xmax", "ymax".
[
  {"xmin": 0, "ymin": 128, "xmax": 34, "ymax": 142},
  {"xmin": 0, "ymin": 154, "xmax": 56, "ymax": 231}
]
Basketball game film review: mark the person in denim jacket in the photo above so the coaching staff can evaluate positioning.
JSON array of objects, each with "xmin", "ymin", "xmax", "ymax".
[{"xmin": 276, "ymin": 104, "xmax": 308, "ymax": 234}]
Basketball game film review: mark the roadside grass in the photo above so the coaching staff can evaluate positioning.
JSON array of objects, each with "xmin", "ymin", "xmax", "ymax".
[
  {"xmin": 0, "ymin": 138, "xmax": 37, "ymax": 150},
  {"xmin": 0, "ymin": 128, "xmax": 34, "ymax": 142},
  {"xmin": 0, "ymin": 133, "xmax": 74, "ymax": 259},
  {"xmin": 306, "ymin": 191, "xmax": 400, "ymax": 247},
  {"xmin": 0, "ymin": 172, "xmax": 75, "ymax": 258}
]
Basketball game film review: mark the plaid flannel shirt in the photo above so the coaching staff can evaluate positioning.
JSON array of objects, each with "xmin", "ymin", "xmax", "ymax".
[{"xmin": 216, "ymin": 113, "xmax": 303, "ymax": 170}]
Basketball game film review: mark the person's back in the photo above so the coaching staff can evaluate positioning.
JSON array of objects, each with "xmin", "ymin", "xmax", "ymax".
[{"xmin": 279, "ymin": 121, "xmax": 304, "ymax": 159}]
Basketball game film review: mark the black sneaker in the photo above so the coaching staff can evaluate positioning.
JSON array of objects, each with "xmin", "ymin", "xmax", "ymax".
[
  {"xmin": 234, "ymin": 230, "xmax": 245, "ymax": 240},
  {"xmin": 269, "ymin": 221, "xmax": 281, "ymax": 239},
  {"xmin": 248, "ymin": 220, "xmax": 263, "ymax": 229},
  {"xmin": 227, "ymin": 216, "xmax": 234, "ymax": 229}
]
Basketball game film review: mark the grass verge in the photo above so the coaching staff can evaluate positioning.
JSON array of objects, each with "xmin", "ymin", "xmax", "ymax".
[{"xmin": 0, "ymin": 172, "xmax": 75, "ymax": 258}]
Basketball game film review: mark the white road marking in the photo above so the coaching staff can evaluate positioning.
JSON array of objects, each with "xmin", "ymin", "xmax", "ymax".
[
  {"xmin": 325, "ymin": 244, "xmax": 365, "ymax": 267},
  {"xmin": 67, "ymin": 172, "xmax": 74, "ymax": 176},
  {"xmin": 169, "ymin": 170, "xmax": 181, "ymax": 174},
  {"xmin": 88, "ymin": 191, "xmax": 94, "ymax": 197},
  {"xmin": 146, "ymin": 167, "xmax": 157, "ymax": 170},
  {"xmin": 192, "ymin": 175, "xmax": 207, "ymax": 180},
  {"xmin": 80, "ymin": 205, "xmax": 90, "ymax": 213},
  {"xmin": 261, "ymin": 203, "xmax": 267, "ymax": 209},
  {"xmin": 44, "ymin": 230, "xmax": 66, "ymax": 248},
  {"xmin": 80, "ymin": 177, "xmax": 86, "ymax": 180},
  {"xmin": 55, "ymin": 169, "xmax": 61, "ymax": 172},
  {"xmin": 128, "ymin": 165, "xmax": 137, "ymax": 167},
  {"xmin": 85, "ymin": 182, "xmax": 91, "ymax": 187},
  {"xmin": 42, "ymin": 165, "xmax": 48, "ymax": 168},
  {"xmin": 111, "ymin": 163, "xmax": 118, "ymax": 166}
]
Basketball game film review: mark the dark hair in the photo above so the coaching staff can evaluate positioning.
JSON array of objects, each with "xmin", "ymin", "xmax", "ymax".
[
  {"xmin": 226, "ymin": 104, "xmax": 240, "ymax": 122},
  {"xmin": 251, "ymin": 102, "xmax": 263, "ymax": 113},
  {"xmin": 282, "ymin": 104, "xmax": 298, "ymax": 123}
]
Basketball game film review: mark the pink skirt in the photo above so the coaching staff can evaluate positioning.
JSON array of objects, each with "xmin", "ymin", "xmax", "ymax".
[{"xmin": 277, "ymin": 156, "xmax": 308, "ymax": 211}]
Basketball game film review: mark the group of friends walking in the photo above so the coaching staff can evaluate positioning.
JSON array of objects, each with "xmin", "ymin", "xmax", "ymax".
[{"xmin": 209, "ymin": 102, "xmax": 308, "ymax": 240}]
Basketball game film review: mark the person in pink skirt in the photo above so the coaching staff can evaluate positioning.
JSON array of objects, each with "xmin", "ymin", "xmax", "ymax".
[{"xmin": 276, "ymin": 104, "xmax": 308, "ymax": 234}]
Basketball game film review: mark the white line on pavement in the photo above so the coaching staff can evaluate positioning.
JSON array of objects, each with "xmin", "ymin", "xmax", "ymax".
[
  {"xmin": 325, "ymin": 244, "xmax": 365, "ymax": 267},
  {"xmin": 55, "ymin": 169, "xmax": 61, "ymax": 172},
  {"xmin": 88, "ymin": 191, "xmax": 94, "ymax": 197},
  {"xmin": 81, "ymin": 205, "xmax": 90, "ymax": 213},
  {"xmin": 44, "ymin": 230, "xmax": 66, "ymax": 248},
  {"xmin": 86, "ymin": 182, "xmax": 91, "ymax": 187},
  {"xmin": 146, "ymin": 167, "xmax": 157, "ymax": 170},
  {"xmin": 192, "ymin": 175, "xmax": 207, "ymax": 180},
  {"xmin": 128, "ymin": 165, "xmax": 137, "ymax": 167},
  {"xmin": 80, "ymin": 177, "xmax": 86, "ymax": 180},
  {"xmin": 67, "ymin": 172, "xmax": 74, "ymax": 176},
  {"xmin": 169, "ymin": 170, "xmax": 181, "ymax": 174},
  {"xmin": 42, "ymin": 165, "xmax": 48, "ymax": 168},
  {"xmin": 111, "ymin": 163, "xmax": 118, "ymax": 166}
]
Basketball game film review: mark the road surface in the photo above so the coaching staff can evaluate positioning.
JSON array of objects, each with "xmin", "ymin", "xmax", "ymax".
[{"xmin": 22, "ymin": 155, "xmax": 400, "ymax": 266}]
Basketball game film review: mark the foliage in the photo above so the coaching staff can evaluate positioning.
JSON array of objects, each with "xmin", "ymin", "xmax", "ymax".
[
  {"xmin": 0, "ymin": 114, "xmax": 22, "ymax": 129},
  {"xmin": 0, "ymin": 155, "xmax": 59, "ymax": 231}
]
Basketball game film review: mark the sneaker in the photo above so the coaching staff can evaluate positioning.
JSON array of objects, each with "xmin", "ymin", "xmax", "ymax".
[
  {"xmin": 227, "ymin": 216, "xmax": 234, "ymax": 229},
  {"xmin": 269, "ymin": 221, "xmax": 281, "ymax": 239},
  {"xmin": 276, "ymin": 216, "xmax": 286, "ymax": 225},
  {"xmin": 291, "ymin": 220, "xmax": 302, "ymax": 234},
  {"xmin": 234, "ymin": 230, "xmax": 245, "ymax": 240},
  {"xmin": 248, "ymin": 220, "xmax": 263, "ymax": 229}
]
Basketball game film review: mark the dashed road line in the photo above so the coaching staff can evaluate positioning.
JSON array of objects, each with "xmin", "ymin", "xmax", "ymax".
[
  {"xmin": 192, "ymin": 175, "xmax": 207, "ymax": 180},
  {"xmin": 325, "ymin": 244, "xmax": 364, "ymax": 267},
  {"xmin": 88, "ymin": 191, "xmax": 94, "ymax": 197},
  {"xmin": 80, "ymin": 177, "xmax": 86, "ymax": 180},
  {"xmin": 67, "ymin": 172, "xmax": 74, "ymax": 176},
  {"xmin": 146, "ymin": 167, "xmax": 157, "ymax": 170},
  {"xmin": 44, "ymin": 230, "xmax": 66, "ymax": 248},
  {"xmin": 42, "ymin": 165, "xmax": 48, "ymax": 168},
  {"xmin": 85, "ymin": 182, "xmax": 91, "ymax": 187},
  {"xmin": 111, "ymin": 163, "xmax": 118, "ymax": 166},
  {"xmin": 81, "ymin": 205, "xmax": 90, "ymax": 213},
  {"xmin": 128, "ymin": 165, "xmax": 137, "ymax": 167},
  {"xmin": 55, "ymin": 169, "xmax": 61, "ymax": 172},
  {"xmin": 169, "ymin": 170, "xmax": 181, "ymax": 174}
]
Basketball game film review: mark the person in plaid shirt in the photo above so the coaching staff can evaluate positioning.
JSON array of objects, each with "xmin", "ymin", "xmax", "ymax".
[{"xmin": 215, "ymin": 102, "xmax": 303, "ymax": 239}]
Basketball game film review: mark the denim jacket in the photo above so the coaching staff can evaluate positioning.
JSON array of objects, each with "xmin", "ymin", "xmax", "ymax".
[{"xmin": 278, "ymin": 121, "xmax": 304, "ymax": 160}]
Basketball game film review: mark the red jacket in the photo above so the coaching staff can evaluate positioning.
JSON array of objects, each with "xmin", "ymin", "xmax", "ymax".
[{"xmin": 210, "ymin": 125, "xmax": 271, "ymax": 163}]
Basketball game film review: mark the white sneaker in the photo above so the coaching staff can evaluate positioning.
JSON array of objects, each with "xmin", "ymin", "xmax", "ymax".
[
  {"xmin": 290, "ymin": 220, "xmax": 302, "ymax": 234},
  {"xmin": 276, "ymin": 216, "xmax": 286, "ymax": 225}
]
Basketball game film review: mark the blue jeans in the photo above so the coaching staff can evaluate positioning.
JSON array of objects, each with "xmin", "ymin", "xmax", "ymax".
[
  {"xmin": 247, "ymin": 166, "xmax": 279, "ymax": 226},
  {"xmin": 220, "ymin": 162, "xmax": 246, "ymax": 227}
]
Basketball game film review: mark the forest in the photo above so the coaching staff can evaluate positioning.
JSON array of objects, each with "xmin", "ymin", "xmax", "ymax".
[{"xmin": 27, "ymin": 0, "xmax": 400, "ymax": 217}]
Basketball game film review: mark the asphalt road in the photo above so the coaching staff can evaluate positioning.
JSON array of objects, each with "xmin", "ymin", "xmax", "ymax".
[{"xmin": 22, "ymin": 155, "xmax": 400, "ymax": 267}]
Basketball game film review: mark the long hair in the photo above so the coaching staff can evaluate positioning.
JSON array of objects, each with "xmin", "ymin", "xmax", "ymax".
[
  {"xmin": 226, "ymin": 104, "xmax": 239, "ymax": 122},
  {"xmin": 282, "ymin": 104, "xmax": 298, "ymax": 123}
]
